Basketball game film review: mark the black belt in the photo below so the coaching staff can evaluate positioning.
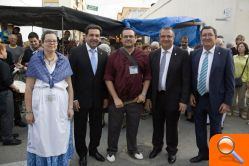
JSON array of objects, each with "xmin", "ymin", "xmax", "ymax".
[
  {"xmin": 157, "ymin": 90, "xmax": 166, "ymax": 95},
  {"xmin": 198, "ymin": 92, "xmax": 209, "ymax": 97}
]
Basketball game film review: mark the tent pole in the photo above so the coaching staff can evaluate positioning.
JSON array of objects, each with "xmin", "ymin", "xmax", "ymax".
[{"xmin": 61, "ymin": 16, "xmax": 64, "ymax": 54}]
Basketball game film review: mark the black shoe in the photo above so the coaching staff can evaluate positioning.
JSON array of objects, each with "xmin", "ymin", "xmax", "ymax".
[
  {"xmin": 149, "ymin": 148, "xmax": 162, "ymax": 159},
  {"xmin": 89, "ymin": 151, "xmax": 105, "ymax": 162},
  {"xmin": 190, "ymin": 155, "xmax": 209, "ymax": 163},
  {"xmin": 15, "ymin": 121, "xmax": 27, "ymax": 127},
  {"xmin": 168, "ymin": 154, "xmax": 176, "ymax": 164},
  {"xmin": 13, "ymin": 133, "xmax": 19, "ymax": 138},
  {"xmin": 2, "ymin": 138, "xmax": 22, "ymax": 145},
  {"xmin": 79, "ymin": 156, "xmax": 87, "ymax": 166}
]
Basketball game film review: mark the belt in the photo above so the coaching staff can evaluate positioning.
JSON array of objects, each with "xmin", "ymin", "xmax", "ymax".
[
  {"xmin": 157, "ymin": 90, "xmax": 166, "ymax": 95},
  {"xmin": 198, "ymin": 92, "xmax": 209, "ymax": 97},
  {"xmin": 123, "ymin": 98, "xmax": 138, "ymax": 105}
]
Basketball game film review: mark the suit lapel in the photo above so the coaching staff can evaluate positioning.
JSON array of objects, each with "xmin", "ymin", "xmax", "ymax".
[
  {"xmin": 82, "ymin": 44, "xmax": 95, "ymax": 76},
  {"xmin": 210, "ymin": 47, "xmax": 220, "ymax": 77},
  {"xmin": 193, "ymin": 49, "xmax": 202, "ymax": 77},
  {"xmin": 154, "ymin": 49, "xmax": 161, "ymax": 85},
  {"xmin": 167, "ymin": 46, "xmax": 177, "ymax": 76},
  {"xmin": 95, "ymin": 48, "xmax": 103, "ymax": 76}
]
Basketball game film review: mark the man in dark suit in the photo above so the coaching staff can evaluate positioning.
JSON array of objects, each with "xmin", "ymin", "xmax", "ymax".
[
  {"xmin": 189, "ymin": 26, "xmax": 234, "ymax": 163},
  {"xmin": 147, "ymin": 27, "xmax": 190, "ymax": 164},
  {"xmin": 69, "ymin": 24, "xmax": 108, "ymax": 166}
]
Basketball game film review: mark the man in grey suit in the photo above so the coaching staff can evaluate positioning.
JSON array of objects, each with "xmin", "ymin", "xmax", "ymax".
[{"xmin": 189, "ymin": 26, "xmax": 234, "ymax": 163}]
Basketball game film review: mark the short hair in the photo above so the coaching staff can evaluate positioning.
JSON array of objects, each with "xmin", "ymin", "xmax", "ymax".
[
  {"xmin": 85, "ymin": 24, "xmax": 102, "ymax": 35},
  {"xmin": 121, "ymin": 27, "xmax": 135, "ymax": 36},
  {"xmin": 235, "ymin": 34, "xmax": 245, "ymax": 41},
  {"xmin": 142, "ymin": 44, "xmax": 150, "ymax": 50},
  {"xmin": 237, "ymin": 42, "xmax": 249, "ymax": 54},
  {"xmin": 41, "ymin": 30, "xmax": 57, "ymax": 43},
  {"xmin": 28, "ymin": 32, "xmax": 39, "ymax": 39},
  {"xmin": 160, "ymin": 27, "xmax": 175, "ymax": 36},
  {"xmin": 150, "ymin": 41, "xmax": 160, "ymax": 47},
  {"xmin": 13, "ymin": 27, "xmax": 20, "ymax": 32},
  {"xmin": 181, "ymin": 36, "xmax": 189, "ymax": 41},
  {"xmin": 200, "ymin": 26, "xmax": 217, "ymax": 36}
]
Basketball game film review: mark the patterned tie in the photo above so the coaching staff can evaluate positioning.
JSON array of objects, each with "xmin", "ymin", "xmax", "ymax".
[
  {"xmin": 158, "ymin": 51, "xmax": 167, "ymax": 91},
  {"xmin": 90, "ymin": 49, "xmax": 97, "ymax": 74},
  {"xmin": 197, "ymin": 51, "xmax": 209, "ymax": 95}
]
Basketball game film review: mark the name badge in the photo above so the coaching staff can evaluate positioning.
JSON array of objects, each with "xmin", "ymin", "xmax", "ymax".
[
  {"xmin": 129, "ymin": 65, "xmax": 138, "ymax": 75},
  {"xmin": 46, "ymin": 90, "xmax": 56, "ymax": 102}
]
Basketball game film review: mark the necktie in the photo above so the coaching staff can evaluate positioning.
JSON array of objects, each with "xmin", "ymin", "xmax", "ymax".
[
  {"xmin": 90, "ymin": 49, "xmax": 97, "ymax": 74},
  {"xmin": 197, "ymin": 51, "xmax": 209, "ymax": 95},
  {"xmin": 158, "ymin": 51, "xmax": 167, "ymax": 91}
]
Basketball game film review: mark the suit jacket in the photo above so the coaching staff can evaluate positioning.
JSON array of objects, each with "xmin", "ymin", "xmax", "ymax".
[
  {"xmin": 69, "ymin": 44, "xmax": 108, "ymax": 109},
  {"xmin": 191, "ymin": 46, "xmax": 235, "ymax": 111},
  {"xmin": 149, "ymin": 46, "xmax": 190, "ymax": 110}
]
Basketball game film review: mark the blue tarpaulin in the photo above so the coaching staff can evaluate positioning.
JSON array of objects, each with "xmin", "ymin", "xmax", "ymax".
[{"xmin": 122, "ymin": 16, "xmax": 202, "ymax": 47}]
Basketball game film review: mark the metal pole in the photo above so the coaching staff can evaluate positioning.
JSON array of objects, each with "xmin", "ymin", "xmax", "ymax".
[{"xmin": 61, "ymin": 16, "xmax": 64, "ymax": 54}]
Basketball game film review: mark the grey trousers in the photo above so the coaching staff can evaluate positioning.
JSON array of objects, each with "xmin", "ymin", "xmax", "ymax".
[
  {"xmin": 107, "ymin": 103, "xmax": 142, "ymax": 154},
  {"xmin": 0, "ymin": 90, "xmax": 14, "ymax": 140}
]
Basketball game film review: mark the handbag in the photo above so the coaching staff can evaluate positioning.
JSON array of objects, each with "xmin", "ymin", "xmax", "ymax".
[{"xmin": 235, "ymin": 57, "xmax": 249, "ymax": 87}]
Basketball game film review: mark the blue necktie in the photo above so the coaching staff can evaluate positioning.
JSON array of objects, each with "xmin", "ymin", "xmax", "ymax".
[
  {"xmin": 90, "ymin": 49, "xmax": 97, "ymax": 74},
  {"xmin": 197, "ymin": 51, "xmax": 209, "ymax": 95},
  {"xmin": 158, "ymin": 51, "xmax": 167, "ymax": 91}
]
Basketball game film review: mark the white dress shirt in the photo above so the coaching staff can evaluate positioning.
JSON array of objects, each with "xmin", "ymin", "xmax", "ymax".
[
  {"xmin": 160, "ymin": 45, "xmax": 173, "ymax": 90},
  {"xmin": 197, "ymin": 46, "xmax": 215, "ymax": 92}
]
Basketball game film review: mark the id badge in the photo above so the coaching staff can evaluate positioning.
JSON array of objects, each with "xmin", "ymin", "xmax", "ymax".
[
  {"xmin": 129, "ymin": 65, "xmax": 138, "ymax": 75},
  {"xmin": 46, "ymin": 90, "xmax": 56, "ymax": 102}
]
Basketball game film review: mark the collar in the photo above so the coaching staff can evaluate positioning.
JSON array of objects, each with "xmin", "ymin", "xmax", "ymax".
[
  {"xmin": 203, "ymin": 45, "xmax": 215, "ymax": 54},
  {"xmin": 86, "ymin": 43, "xmax": 97, "ymax": 53},
  {"xmin": 161, "ymin": 45, "xmax": 174, "ymax": 54}
]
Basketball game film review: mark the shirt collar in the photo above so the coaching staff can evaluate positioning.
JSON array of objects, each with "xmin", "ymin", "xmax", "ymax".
[
  {"xmin": 86, "ymin": 43, "xmax": 97, "ymax": 53},
  {"xmin": 161, "ymin": 45, "xmax": 174, "ymax": 54},
  {"xmin": 203, "ymin": 45, "xmax": 215, "ymax": 55}
]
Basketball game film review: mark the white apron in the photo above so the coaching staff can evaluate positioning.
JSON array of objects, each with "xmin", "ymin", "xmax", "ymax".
[{"xmin": 27, "ymin": 62, "xmax": 70, "ymax": 157}]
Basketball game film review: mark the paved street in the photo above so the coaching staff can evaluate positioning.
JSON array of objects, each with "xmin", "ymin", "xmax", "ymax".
[{"xmin": 0, "ymin": 114, "xmax": 248, "ymax": 166}]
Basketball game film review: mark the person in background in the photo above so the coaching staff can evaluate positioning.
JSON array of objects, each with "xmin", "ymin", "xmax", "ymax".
[
  {"xmin": 25, "ymin": 30, "xmax": 74, "ymax": 165},
  {"xmin": 150, "ymin": 41, "xmax": 160, "ymax": 51},
  {"xmin": 180, "ymin": 36, "xmax": 194, "ymax": 54},
  {"xmin": 12, "ymin": 27, "xmax": 23, "ymax": 47},
  {"xmin": 0, "ymin": 43, "xmax": 21, "ymax": 146},
  {"xmin": 135, "ymin": 39, "xmax": 143, "ymax": 49},
  {"xmin": 21, "ymin": 32, "xmax": 41, "ymax": 68},
  {"xmin": 232, "ymin": 42, "xmax": 249, "ymax": 120},
  {"xmin": 231, "ymin": 34, "xmax": 245, "ymax": 55},
  {"xmin": 6, "ymin": 34, "xmax": 26, "ymax": 127},
  {"xmin": 142, "ymin": 44, "xmax": 152, "ymax": 55}
]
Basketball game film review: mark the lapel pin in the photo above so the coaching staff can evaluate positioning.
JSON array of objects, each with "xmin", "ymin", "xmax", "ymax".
[
  {"xmin": 175, "ymin": 53, "xmax": 177, "ymax": 56},
  {"xmin": 218, "ymin": 52, "xmax": 220, "ymax": 55}
]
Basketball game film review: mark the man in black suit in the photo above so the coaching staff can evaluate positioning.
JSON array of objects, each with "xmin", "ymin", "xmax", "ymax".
[
  {"xmin": 146, "ymin": 27, "xmax": 190, "ymax": 164},
  {"xmin": 69, "ymin": 24, "xmax": 108, "ymax": 166}
]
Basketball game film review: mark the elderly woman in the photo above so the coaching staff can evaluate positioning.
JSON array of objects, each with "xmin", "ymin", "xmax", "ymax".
[
  {"xmin": 232, "ymin": 42, "xmax": 249, "ymax": 120},
  {"xmin": 25, "ymin": 31, "xmax": 74, "ymax": 165},
  {"xmin": 0, "ymin": 43, "xmax": 21, "ymax": 145}
]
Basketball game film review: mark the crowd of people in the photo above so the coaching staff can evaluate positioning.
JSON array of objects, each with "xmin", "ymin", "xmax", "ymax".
[{"xmin": 0, "ymin": 23, "xmax": 248, "ymax": 166}]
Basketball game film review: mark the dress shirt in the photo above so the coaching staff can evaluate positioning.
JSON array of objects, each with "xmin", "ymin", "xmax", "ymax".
[
  {"xmin": 197, "ymin": 46, "xmax": 215, "ymax": 93},
  {"xmin": 160, "ymin": 45, "xmax": 173, "ymax": 91},
  {"xmin": 86, "ymin": 43, "xmax": 98, "ymax": 67}
]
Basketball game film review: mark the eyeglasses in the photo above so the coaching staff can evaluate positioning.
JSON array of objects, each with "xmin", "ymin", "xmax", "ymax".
[{"xmin": 44, "ymin": 40, "xmax": 57, "ymax": 44}]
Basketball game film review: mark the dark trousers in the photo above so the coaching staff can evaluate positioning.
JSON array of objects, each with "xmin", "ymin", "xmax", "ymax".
[
  {"xmin": 152, "ymin": 92, "xmax": 180, "ymax": 155},
  {"xmin": 107, "ymin": 103, "xmax": 142, "ymax": 154},
  {"xmin": 194, "ymin": 94, "xmax": 222, "ymax": 156},
  {"xmin": 13, "ymin": 92, "xmax": 22, "ymax": 123},
  {"xmin": 0, "ymin": 90, "xmax": 14, "ymax": 140},
  {"xmin": 74, "ymin": 106, "xmax": 103, "ymax": 158}
]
